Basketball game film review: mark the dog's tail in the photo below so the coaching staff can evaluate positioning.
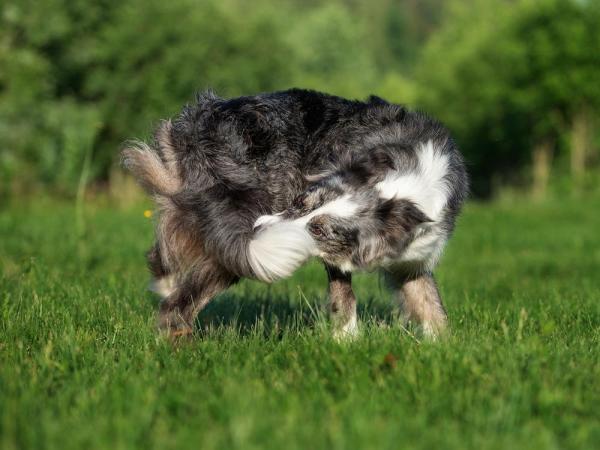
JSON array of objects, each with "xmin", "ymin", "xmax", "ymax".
[
  {"xmin": 122, "ymin": 121, "xmax": 187, "ymax": 284},
  {"xmin": 122, "ymin": 120, "xmax": 315, "ymax": 283},
  {"xmin": 247, "ymin": 219, "xmax": 317, "ymax": 282},
  {"xmin": 121, "ymin": 120, "xmax": 181, "ymax": 197}
]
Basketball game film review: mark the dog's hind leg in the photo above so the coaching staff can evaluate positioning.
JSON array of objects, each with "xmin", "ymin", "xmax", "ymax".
[
  {"xmin": 325, "ymin": 264, "xmax": 358, "ymax": 340},
  {"xmin": 389, "ymin": 271, "xmax": 447, "ymax": 339},
  {"xmin": 158, "ymin": 258, "xmax": 237, "ymax": 336},
  {"xmin": 146, "ymin": 242, "xmax": 178, "ymax": 298}
]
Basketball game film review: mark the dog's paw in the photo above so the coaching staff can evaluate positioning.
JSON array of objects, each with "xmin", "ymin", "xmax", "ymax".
[
  {"xmin": 420, "ymin": 321, "xmax": 448, "ymax": 341},
  {"xmin": 157, "ymin": 310, "xmax": 194, "ymax": 338},
  {"xmin": 402, "ymin": 316, "xmax": 448, "ymax": 341},
  {"xmin": 332, "ymin": 317, "xmax": 359, "ymax": 342}
]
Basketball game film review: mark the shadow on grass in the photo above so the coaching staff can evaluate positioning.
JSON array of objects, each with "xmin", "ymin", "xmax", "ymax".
[{"xmin": 194, "ymin": 292, "xmax": 399, "ymax": 337}]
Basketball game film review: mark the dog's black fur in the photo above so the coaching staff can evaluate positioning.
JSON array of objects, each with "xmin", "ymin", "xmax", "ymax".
[{"xmin": 123, "ymin": 88, "xmax": 468, "ymax": 337}]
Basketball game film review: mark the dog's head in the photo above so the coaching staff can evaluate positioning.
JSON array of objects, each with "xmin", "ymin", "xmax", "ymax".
[{"xmin": 254, "ymin": 169, "xmax": 432, "ymax": 273}]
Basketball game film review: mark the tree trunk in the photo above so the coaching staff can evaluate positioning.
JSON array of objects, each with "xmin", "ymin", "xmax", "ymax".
[
  {"xmin": 570, "ymin": 108, "xmax": 592, "ymax": 191},
  {"xmin": 531, "ymin": 140, "xmax": 553, "ymax": 200}
]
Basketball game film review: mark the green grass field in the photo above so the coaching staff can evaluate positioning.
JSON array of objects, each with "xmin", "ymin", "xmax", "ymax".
[{"xmin": 1, "ymin": 196, "xmax": 599, "ymax": 450}]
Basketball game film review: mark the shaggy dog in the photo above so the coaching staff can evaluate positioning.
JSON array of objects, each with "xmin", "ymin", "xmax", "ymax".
[{"xmin": 123, "ymin": 89, "xmax": 468, "ymax": 338}]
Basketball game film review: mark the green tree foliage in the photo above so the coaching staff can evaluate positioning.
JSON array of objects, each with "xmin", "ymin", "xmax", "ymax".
[
  {"xmin": 0, "ymin": 0, "xmax": 116, "ymax": 194},
  {"xmin": 0, "ymin": 0, "xmax": 391, "ymax": 196},
  {"xmin": 1, "ymin": 0, "xmax": 598, "ymax": 197},
  {"xmin": 85, "ymin": 0, "xmax": 297, "ymax": 176},
  {"xmin": 417, "ymin": 0, "xmax": 600, "ymax": 195},
  {"xmin": 284, "ymin": 3, "xmax": 376, "ymax": 96}
]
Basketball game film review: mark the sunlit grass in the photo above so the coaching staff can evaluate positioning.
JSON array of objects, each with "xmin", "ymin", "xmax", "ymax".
[{"xmin": 1, "ymin": 197, "xmax": 599, "ymax": 450}]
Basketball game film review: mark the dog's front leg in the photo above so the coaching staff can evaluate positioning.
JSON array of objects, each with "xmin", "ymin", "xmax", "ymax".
[
  {"xmin": 395, "ymin": 272, "xmax": 448, "ymax": 339},
  {"xmin": 325, "ymin": 264, "xmax": 358, "ymax": 340}
]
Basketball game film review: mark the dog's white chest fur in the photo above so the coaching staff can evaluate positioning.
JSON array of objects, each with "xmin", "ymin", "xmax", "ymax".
[
  {"xmin": 375, "ymin": 140, "xmax": 450, "ymax": 222},
  {"xmin": 376, "ymin": 140, "xmax": 451, "ymax": 269}
]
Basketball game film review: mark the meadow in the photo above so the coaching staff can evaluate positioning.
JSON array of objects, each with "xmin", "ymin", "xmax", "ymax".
[{"xmin": 1, "ymin": 196, "xmax": 599, "ymax": 450}]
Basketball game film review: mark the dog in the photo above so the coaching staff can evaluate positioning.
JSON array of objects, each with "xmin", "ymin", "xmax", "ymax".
[{"xmin": 122, "ymin": 89, "xmax": 468, "ymax": 338}]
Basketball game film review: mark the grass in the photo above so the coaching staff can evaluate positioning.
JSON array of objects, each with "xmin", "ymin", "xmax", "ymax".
[{"xmin": 0, "ymin": 195, "xmax": 599, "ymax": 450}]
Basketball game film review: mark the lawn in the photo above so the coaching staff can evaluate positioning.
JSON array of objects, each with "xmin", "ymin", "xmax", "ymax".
[{"xmin": 1, "ymin": 196, "xmax": 599, "ymax": 450}]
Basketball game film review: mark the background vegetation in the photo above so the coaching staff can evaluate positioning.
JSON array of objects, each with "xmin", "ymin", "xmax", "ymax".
[
  {"xmin": 2, "ymin": 0, "xmax": 599, "ymax": 198},
  {"xmin": 1, "ymin": 1, "xmax": 599, "ymax": 449},
  {"xmin": 1, "ymin": 196, "xmax": 599, "ymax": 450}
]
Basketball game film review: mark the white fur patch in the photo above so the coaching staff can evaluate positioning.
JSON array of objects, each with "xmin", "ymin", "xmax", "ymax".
[
  {"xmin": 332, "ymin": 312, "xmax": 358, "ymax": 341},
  {"xmin": 248, "ymin": 195, "xmax": 359, "ymax": 282},
  {"xmin": 336, "ymin": 259, "xmax": 357, "ymax": 273},
  {"xmin": 248, "ymin": 221, "xmax": 316, "ymax": 282},
  {"xmin": 398, "ymin": 226, "xmax": 447, "ymax": 270},
  {"xmin": 149, "ymin": 275, "xmax": 176, "ymax": 298},
  {"xmin": 295, "ymin": 194, "xmax": 360, "ymax": 225},
  {"xmin": 375, "ymin": 140, "xmax": 450, "ymax": 221},
  {"xmin": 253, "ymin": 213, "xmax": 283, "ymax": 230}
]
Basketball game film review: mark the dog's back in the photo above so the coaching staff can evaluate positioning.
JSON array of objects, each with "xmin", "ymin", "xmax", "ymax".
[{"xmin": 123, "ymin": 88, "xmax": 467, "ymax": 283}]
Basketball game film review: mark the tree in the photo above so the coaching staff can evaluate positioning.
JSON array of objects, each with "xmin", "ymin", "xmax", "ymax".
[
  {"xmin": 416, "ymin": 0, "xmax": 600, "ymax": 196},
  {"xmin": 0, "ymin": 0, "xmax": 120, "ymax": 195}
]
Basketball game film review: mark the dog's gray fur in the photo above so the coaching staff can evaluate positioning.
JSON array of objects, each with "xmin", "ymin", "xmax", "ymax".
[{"xmin": 122, "ymin": 89, "xmax": 468, "ymax": 336}]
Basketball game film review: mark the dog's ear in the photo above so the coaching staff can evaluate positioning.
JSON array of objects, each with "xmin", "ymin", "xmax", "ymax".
[
  {"xmin": 342, "ymin": 147, "xmax": 397, "ymax": 185},
  {"xmin": 305, "ymin": 147, "xmax": 396, "ymax": 185},
  {"xmin": 376, "ymin": 198, "xmax": 432, "ymax": 242},
  {"xmin": 353, "ymin": 198, "xmax": 432, "ymax": 268}
]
